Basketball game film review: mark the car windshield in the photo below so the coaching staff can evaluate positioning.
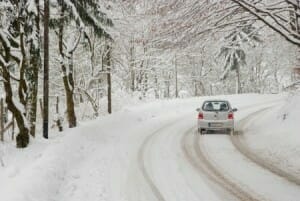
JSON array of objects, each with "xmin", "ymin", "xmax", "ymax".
[{"xmin": 202, "ymin": 101, "xmax": 229, "ymax": 111}]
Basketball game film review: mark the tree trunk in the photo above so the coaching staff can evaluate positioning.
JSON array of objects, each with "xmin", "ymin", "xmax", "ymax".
[
  {"xmin": 26, "ymin": 39, "xmax": 40, "ymax": 137},
  {"xmin": 20, "ymin": 0, "xmax": 41, "ymax": 137},
  {"xmin": 65, "ymin": 53, "xmax": 77, "ymax": 128},
  {"xmin": 199, "ymin": 81, "xmax": 205, "ymax": 96},
  {"xmin": 166, "ymin": 81, "xmax": 170, "ymax": 98},
  {"xmin": 194, "ymin": 80, "xmax": 197, "ymax": 97},
  {"xmin": 78, "ymin": 88, "xmax": 99, "ymax": 116},
  {"xmin": 129, "ymin": 37, "xmax": 135, "ymax": 92},
  {"xmin": 43, "ymin": 0, "xmax": 49, "ymax": 138},
  {"xmin": 236, "ymin": 66, "xmax": 242, "ymax": 94},
  {"xmin": 64, "ymin": 78, "xmax": 77, "ymax": 128},
  {"xmin": 55, "ymin": 96, "xmax": 63, "ymax": 131},
  {"xmin": 58, "ymin": 3, "xmax": 77, "ymax": 128},
  {"xmin": 0, "ymin": 28, "xmax": 29, "ymax": 147},
  {"xmin": 103, "ymin": 42, "xmax": 112, "ymax": 114},
  {"xmin": 2, "ymin": 67, "xmax": 29, "ymax": 148},
  {"xmin": 0, "ymin": 99, "xmax": 4, "ymax": 142},
  {"xmin": 107, "ymin": 68, "xmax": 112, "ymax": 114},
  {"xmin": 154, "ymin": 72, "xmax": 159, "ymax": 99},
  {"xmin": 165, "ymin": 74, "xmax": 171, "ymax": 98},
  {"xmin": 175, "ymin": 55, "xmax": 178, "ymax": 98},
  {"xmin": 142, "ymin": 72, "xmax": 148, "ymax": 98}
]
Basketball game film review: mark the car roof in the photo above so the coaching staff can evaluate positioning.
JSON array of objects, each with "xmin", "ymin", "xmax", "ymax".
[{"xmin": 203, "ymin": 99, "xmax": 229, "ymax": 102}]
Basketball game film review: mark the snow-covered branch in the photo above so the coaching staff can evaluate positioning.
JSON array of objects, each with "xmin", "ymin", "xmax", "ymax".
[{"xmin": 230, "ymin": 0, "xmax": 300, "ymax": 47}]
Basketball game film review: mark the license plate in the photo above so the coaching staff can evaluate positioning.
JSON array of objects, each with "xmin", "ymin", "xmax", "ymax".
[{"xmin": 209, "ymin": 123, "xmax": 223, "ymax": 127}]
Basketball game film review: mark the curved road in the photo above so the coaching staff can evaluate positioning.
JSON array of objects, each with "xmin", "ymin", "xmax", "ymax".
[{"xmin": 128, "ymin": 104, "xmax": 300, "ymax": 201}]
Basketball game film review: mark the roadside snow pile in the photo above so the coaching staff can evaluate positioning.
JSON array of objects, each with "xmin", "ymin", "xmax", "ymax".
[{"xmin": 243, "ymin": 92, "xmax": 300, "ymax": 175}]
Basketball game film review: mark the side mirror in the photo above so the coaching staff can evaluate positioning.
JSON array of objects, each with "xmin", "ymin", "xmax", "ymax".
[
  {"xmin": 196, "ymin": 108, "xmax": 201, "ymax": 112},
  {"xmin": 232, "ymin": 108, "xmax": 238, "ymax": 112}
]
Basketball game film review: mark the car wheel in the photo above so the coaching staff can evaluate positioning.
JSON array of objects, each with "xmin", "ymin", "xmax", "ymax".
[{"xmin": 200, "ymin": 129, "xmax": 205, "ymax": 135}]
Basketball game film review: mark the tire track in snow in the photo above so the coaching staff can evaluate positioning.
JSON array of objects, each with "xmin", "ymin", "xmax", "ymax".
[
  {"xmin": 231, "ymin": 107, "xmax": 300, "ymax": 186},
  {"xmin": 181, "ymin": 128, "xmax": 265, "ymax": 201},
  {"xmin": 138, "ymin": 139, "xmax": 165, "ymax": 201},
  {"xmin": 138, "ymin": 118, "xmax": 184, "ymax": 201}
]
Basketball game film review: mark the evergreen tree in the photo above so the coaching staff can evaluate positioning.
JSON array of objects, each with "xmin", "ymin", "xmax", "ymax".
[{"xmin": 218, "ymin": 23, "xmax": 261, "ymax": 94}]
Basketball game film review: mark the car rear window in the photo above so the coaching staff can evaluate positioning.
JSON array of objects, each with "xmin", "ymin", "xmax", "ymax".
[{"xmin": 202, "ymin": 101, "xmax": 229, "ymax": 111}]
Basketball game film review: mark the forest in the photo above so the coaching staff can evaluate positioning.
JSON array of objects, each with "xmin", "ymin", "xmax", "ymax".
[{"xmin": 0, "ymin": 0, "xmax": 299, "ymax": 148}]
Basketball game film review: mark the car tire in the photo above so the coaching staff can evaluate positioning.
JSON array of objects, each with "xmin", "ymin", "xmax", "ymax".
[{"xmin": 200, "ymin": 129, "xmax": 205, "ymax": 135}]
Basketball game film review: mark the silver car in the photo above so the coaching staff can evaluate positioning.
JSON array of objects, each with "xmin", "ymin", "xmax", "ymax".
[{"xmin": 196, "ymin": 100, "xmax": 237, "ymax": 135}]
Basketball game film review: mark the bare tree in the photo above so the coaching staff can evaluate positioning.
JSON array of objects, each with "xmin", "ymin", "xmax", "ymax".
[{"xmin": 230, "ymin": 0, "xmax": 300, "ymax": 47}]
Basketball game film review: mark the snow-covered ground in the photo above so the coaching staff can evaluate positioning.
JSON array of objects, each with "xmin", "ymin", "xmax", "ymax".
[
  {"xmin": 242, "ymin": 92, "xmax": 300, "ymax": 177},
  {"xmin": 0, "ymin": 93, "xmax": 299, "ymax": 201}
]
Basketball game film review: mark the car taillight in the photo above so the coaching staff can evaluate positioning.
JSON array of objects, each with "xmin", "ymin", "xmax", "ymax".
[
  {"xmin": 228, "ymin": 113, "xmax": 234, "ymax": 119},
  {"xmin": 198, "ymin": 113, "xmax": 204, "ymax": 119}
]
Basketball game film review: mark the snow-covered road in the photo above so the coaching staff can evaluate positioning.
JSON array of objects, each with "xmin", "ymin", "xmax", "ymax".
[
  {"xmin": 1, "ymin": 94, "xmax": 300, "ymax": 201},
  {"xmin": 136, "ymin": 115, "xmax": 224, "ymax": 201},
  {"xmin": 134, "ymin": 99, "xmax": 300, "ymax": 201}
]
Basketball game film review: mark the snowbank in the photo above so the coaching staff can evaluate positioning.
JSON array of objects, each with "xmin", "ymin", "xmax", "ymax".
[{"xmin": 243, "ymin": 92, "xmax": 300, "ymax": 175}]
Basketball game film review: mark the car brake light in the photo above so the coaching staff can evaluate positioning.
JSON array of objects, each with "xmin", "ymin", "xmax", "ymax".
[
  {"xmin": 198, "ymin": 113, "xmax": 204, "ymax": 119},
  {"xmin": 228, "ymin": 113, "xmax": 234, "ymax": 119}
]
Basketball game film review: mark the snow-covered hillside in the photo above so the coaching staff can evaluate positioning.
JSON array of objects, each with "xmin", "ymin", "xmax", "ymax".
[{"xmin": 0, "ymin": 93, "xmax": 299, "ymax": 201}]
